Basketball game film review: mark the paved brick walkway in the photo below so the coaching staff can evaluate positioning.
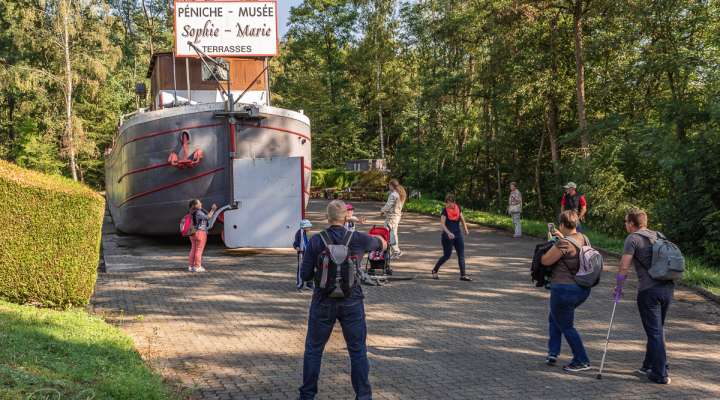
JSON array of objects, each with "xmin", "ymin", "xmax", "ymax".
[{"xmin": 92, "ymin": 201, "xmax": 720, "ymax": 399}]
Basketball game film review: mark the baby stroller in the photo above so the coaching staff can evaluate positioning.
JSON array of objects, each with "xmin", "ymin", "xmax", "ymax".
[{"xmin": 363, "ymin": 225, "xmax": 393, "ymax": 286}]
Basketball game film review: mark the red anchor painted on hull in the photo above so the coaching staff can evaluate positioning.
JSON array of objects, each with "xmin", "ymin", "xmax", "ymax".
[{"xmin": 168, "ymin": 130, "xmax": 203, "ymax": 169}]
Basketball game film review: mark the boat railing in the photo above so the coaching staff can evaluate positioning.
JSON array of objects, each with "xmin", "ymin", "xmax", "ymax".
[
  {"xmin": 106, "ymin": 109, "xmax": 146, "ymax": 159},
  {"xmin": 119, "ymin": 109, "xmax": 146, "ymax": 127}
]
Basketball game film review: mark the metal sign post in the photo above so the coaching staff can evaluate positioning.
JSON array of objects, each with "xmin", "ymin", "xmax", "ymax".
[
  {"xmin": 172, "ymin": 52, "xmax": 178, "ymax": 105},
  {"xmin": 185, "ymin": 58, "xmax": 191, "ymax": 103},
  {"xmin": 264, "ymin": 57, "xmax": 271, "ymax": 106}
]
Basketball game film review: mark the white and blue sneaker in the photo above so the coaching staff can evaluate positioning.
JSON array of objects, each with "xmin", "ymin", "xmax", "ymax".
[
  {"xmin": 563, "ymin": 362, "xmax": 591, "ymax": 372},
  {"xmin": 636, "ymin": 366, "xmax": 652, "ymax": 375}
]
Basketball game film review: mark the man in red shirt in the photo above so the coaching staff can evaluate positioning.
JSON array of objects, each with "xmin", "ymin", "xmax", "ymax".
[{"xmin": 560, "ymin": 182, "xmax": 587, "ymax": 231}]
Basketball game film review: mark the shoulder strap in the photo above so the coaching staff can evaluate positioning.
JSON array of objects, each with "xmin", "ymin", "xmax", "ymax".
[
  {"xmin": 318, "ymin": 230, "xmax": 333, "ymax": 248},
  {"xmin": 342, "ymin": 230, "xmax": 354, "ymax": 247},
  {"xmin": 563, "ymin": 236, "xmax": 582, "ymax": 251},
  {"xmin": 560, "ymin": 235, "xmax": 585, "ymax": 275},
  {"xmin": 634, "ymin": 230, "xmax": 657, "ymax": 244},
  {"xmin": 630, "ymin": 231, "xmax": 654, "ymax": 270},
  {"xmin": 554, "ymin": 237, "xmax": 576, "ymax": 274},
  {"xmin": 582, "ymin": 234, "xmax": 591, "ymax": 248}
]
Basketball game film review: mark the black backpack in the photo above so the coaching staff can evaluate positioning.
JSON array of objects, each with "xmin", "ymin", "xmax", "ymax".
[
  {"xmin": 531, "ymin": 241, "xmax": 555, "ymax": 288},
  {"xmin": 315, "ymin": 230, "xmax": 360, "ymax": 298}
]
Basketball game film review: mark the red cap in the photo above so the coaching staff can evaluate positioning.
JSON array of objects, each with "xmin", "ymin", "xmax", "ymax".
[{"xmin": 346, "ymin": 203, "xmax": 354, "ymax": 210}]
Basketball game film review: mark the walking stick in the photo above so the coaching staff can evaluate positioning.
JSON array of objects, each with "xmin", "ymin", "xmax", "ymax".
[{"xmin": 596, "ymin": 300, "xmax": 619, "ymax": 379}]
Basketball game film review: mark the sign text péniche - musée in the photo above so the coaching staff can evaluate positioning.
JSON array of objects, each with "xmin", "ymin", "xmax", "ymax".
[{"xmin": 174, "ymin": 1, "xmax": 278, "ymax": 57}]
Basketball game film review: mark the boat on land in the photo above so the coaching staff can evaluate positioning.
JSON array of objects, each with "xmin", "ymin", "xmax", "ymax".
[{"xmin": 104, "ymin": 53, "xmax": 311, "ymax": 246}]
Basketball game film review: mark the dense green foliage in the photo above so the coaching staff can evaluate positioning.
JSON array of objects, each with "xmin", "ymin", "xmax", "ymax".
[
  {"xmin": 0, "ymin": 300, "xmax": 176, "ymax": 399},
  {"xmin": 0, "ymin": 0, "xmax": 170, "ymax": 184},
  {"xmin": 0, "ymin": 160, "xmax": 104, "ymax": 307},
  {"xmin": 311, "ymin": 168, "xmax": 388, "ymax": 192},
  {"xmin": 311, "ymin": 168, "xmax": 359, "ymax": 190},
  {"xmin": 274, "ymin": 0, "xmax": 720, "ymax": 269}
]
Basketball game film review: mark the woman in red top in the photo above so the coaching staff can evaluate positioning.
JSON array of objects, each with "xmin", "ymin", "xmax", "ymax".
[{"xmin": 431, "ymin": 194, "xmax": 472, "ymax": 281}]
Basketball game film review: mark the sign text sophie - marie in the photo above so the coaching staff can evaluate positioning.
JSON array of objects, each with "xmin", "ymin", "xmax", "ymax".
[{"xmin": 174, "ymin": 1, "xmax": 278, "ymax": 57}]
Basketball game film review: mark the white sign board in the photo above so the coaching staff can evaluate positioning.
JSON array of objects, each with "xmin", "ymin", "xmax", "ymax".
[
  {"xmin": 174, "ymin": 1, "xmax": 278, "ymax": 57},
  {"xmin": 223, "ymin": 157, "xmax": 303, "ymax": 248}
]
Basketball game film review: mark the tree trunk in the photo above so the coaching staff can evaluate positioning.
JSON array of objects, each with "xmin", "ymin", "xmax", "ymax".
[
  {"xmin": 459, "ymin": 56, "xmax": 474, "ymax": 153},
  {"xmin": 572, "ymin": 0, "xmax": 589, "ymax": 152},
  {"xmin": 377, "ymin": 62, "xmax": 385, "ymax": 159},
  {"xmin": 535, "ymin": 124, "xmax": 547, "ymax": 214},
  {"xmin": 496, "ymin": 163, "xmax": 502, "ymax": 213},
  {"xmin": 62, "ymin": 1, "xmax": 77, "ymax": 181},
  {"xmin": 548, "ymin": 13, "xmax": 561, "ymax": 182},
  {"xmin": 323, "ymin": 26, "xmax": 336, "ymax": 101},
  {"xmin": 141, "ymin": 0, "xmax": 155, "ymax": 55},
  {"xmin": 490, "ymin": 88, "xmax": 501, "ymax": 211},
  {"xmin": 666, "ymin": 70, "xmax": 686, "ymax": 141},
  {"xmin": 482, "ymin": 98, "xmax": 492, "ymax": 204},
  {"xmin": 7, "ymin": 95, "xmax": 16, "ymax": 142}
]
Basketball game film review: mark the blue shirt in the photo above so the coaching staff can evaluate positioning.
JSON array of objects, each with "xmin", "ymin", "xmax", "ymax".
[
  {"xmin": 293, "ymin": 229, "xmax": 310, "ymax": 252},
  {"xmin": 301, "ymin": 225, "xmax": 383, "ymax": 299},
  {"xmin": 441, "ymin": 207, "xmax": 462, "ymax": 234},
  {"xmin": 193, "ymin": 209, "xmax": 209, "ymax": 231}
]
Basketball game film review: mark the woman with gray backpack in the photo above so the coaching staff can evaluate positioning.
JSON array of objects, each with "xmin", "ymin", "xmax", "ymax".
[
  {"xmin": 613, "ymin": 208, "xmax": 684, "ymax": 385},
  {"xmin": 540, "ymin": 210, "xmax": 601, "ymax": 372}
]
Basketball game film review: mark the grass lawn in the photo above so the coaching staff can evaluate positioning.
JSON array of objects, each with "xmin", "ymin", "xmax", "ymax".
[
  {"xmin": 405, "ymin": 198, "xmax": 720, "ymax": 296},
  {"xmin": 0, "ymin": 300, "xmax": 178, "ymax": 400}
]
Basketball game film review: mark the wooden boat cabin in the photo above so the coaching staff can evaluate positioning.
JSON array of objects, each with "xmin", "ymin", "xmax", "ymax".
[{"xmin": 146, "ymin": 53, "xmax": 268, "ymax": 110}]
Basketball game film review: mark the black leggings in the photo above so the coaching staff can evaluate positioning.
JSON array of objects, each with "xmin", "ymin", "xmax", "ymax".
[{"xmin": 432, "ymin": 233, "xmax": 466, "ymax": 276}]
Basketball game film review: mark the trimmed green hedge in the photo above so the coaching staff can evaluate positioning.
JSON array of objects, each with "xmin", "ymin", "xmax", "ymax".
[{"xmin": 0, "ymin": 161, "xmax": 105, "ymax": 307}]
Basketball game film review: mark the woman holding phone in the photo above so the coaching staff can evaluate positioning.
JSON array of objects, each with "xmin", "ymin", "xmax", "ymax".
[{"xmin": 540, "ymin": 210, "xmax": 592, "ymax": 372}]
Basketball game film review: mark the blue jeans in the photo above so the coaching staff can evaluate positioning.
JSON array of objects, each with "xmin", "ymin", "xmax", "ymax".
[
  {"xmin": 548, "ymin": 283, "xmax": 591, "ymax": 364},
  {"xmin": 296, "ymin": 253, "xmax": 313, "ymax": 290},
  {"xmin": 637, "ymin": 283, "xmax": 674, "ymax": 380},
  {"xmin": 432, "ymin": 232, "xmax": 466, "ymax": 276},
  {"xmin": 299, "ymin": 296, "xmax": 371, "ymax": 400}
]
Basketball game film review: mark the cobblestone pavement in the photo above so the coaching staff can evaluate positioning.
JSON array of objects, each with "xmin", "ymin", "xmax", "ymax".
[{"xmin": 92, "ymin": 201, "xmax": 720, "ymax": 400}]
